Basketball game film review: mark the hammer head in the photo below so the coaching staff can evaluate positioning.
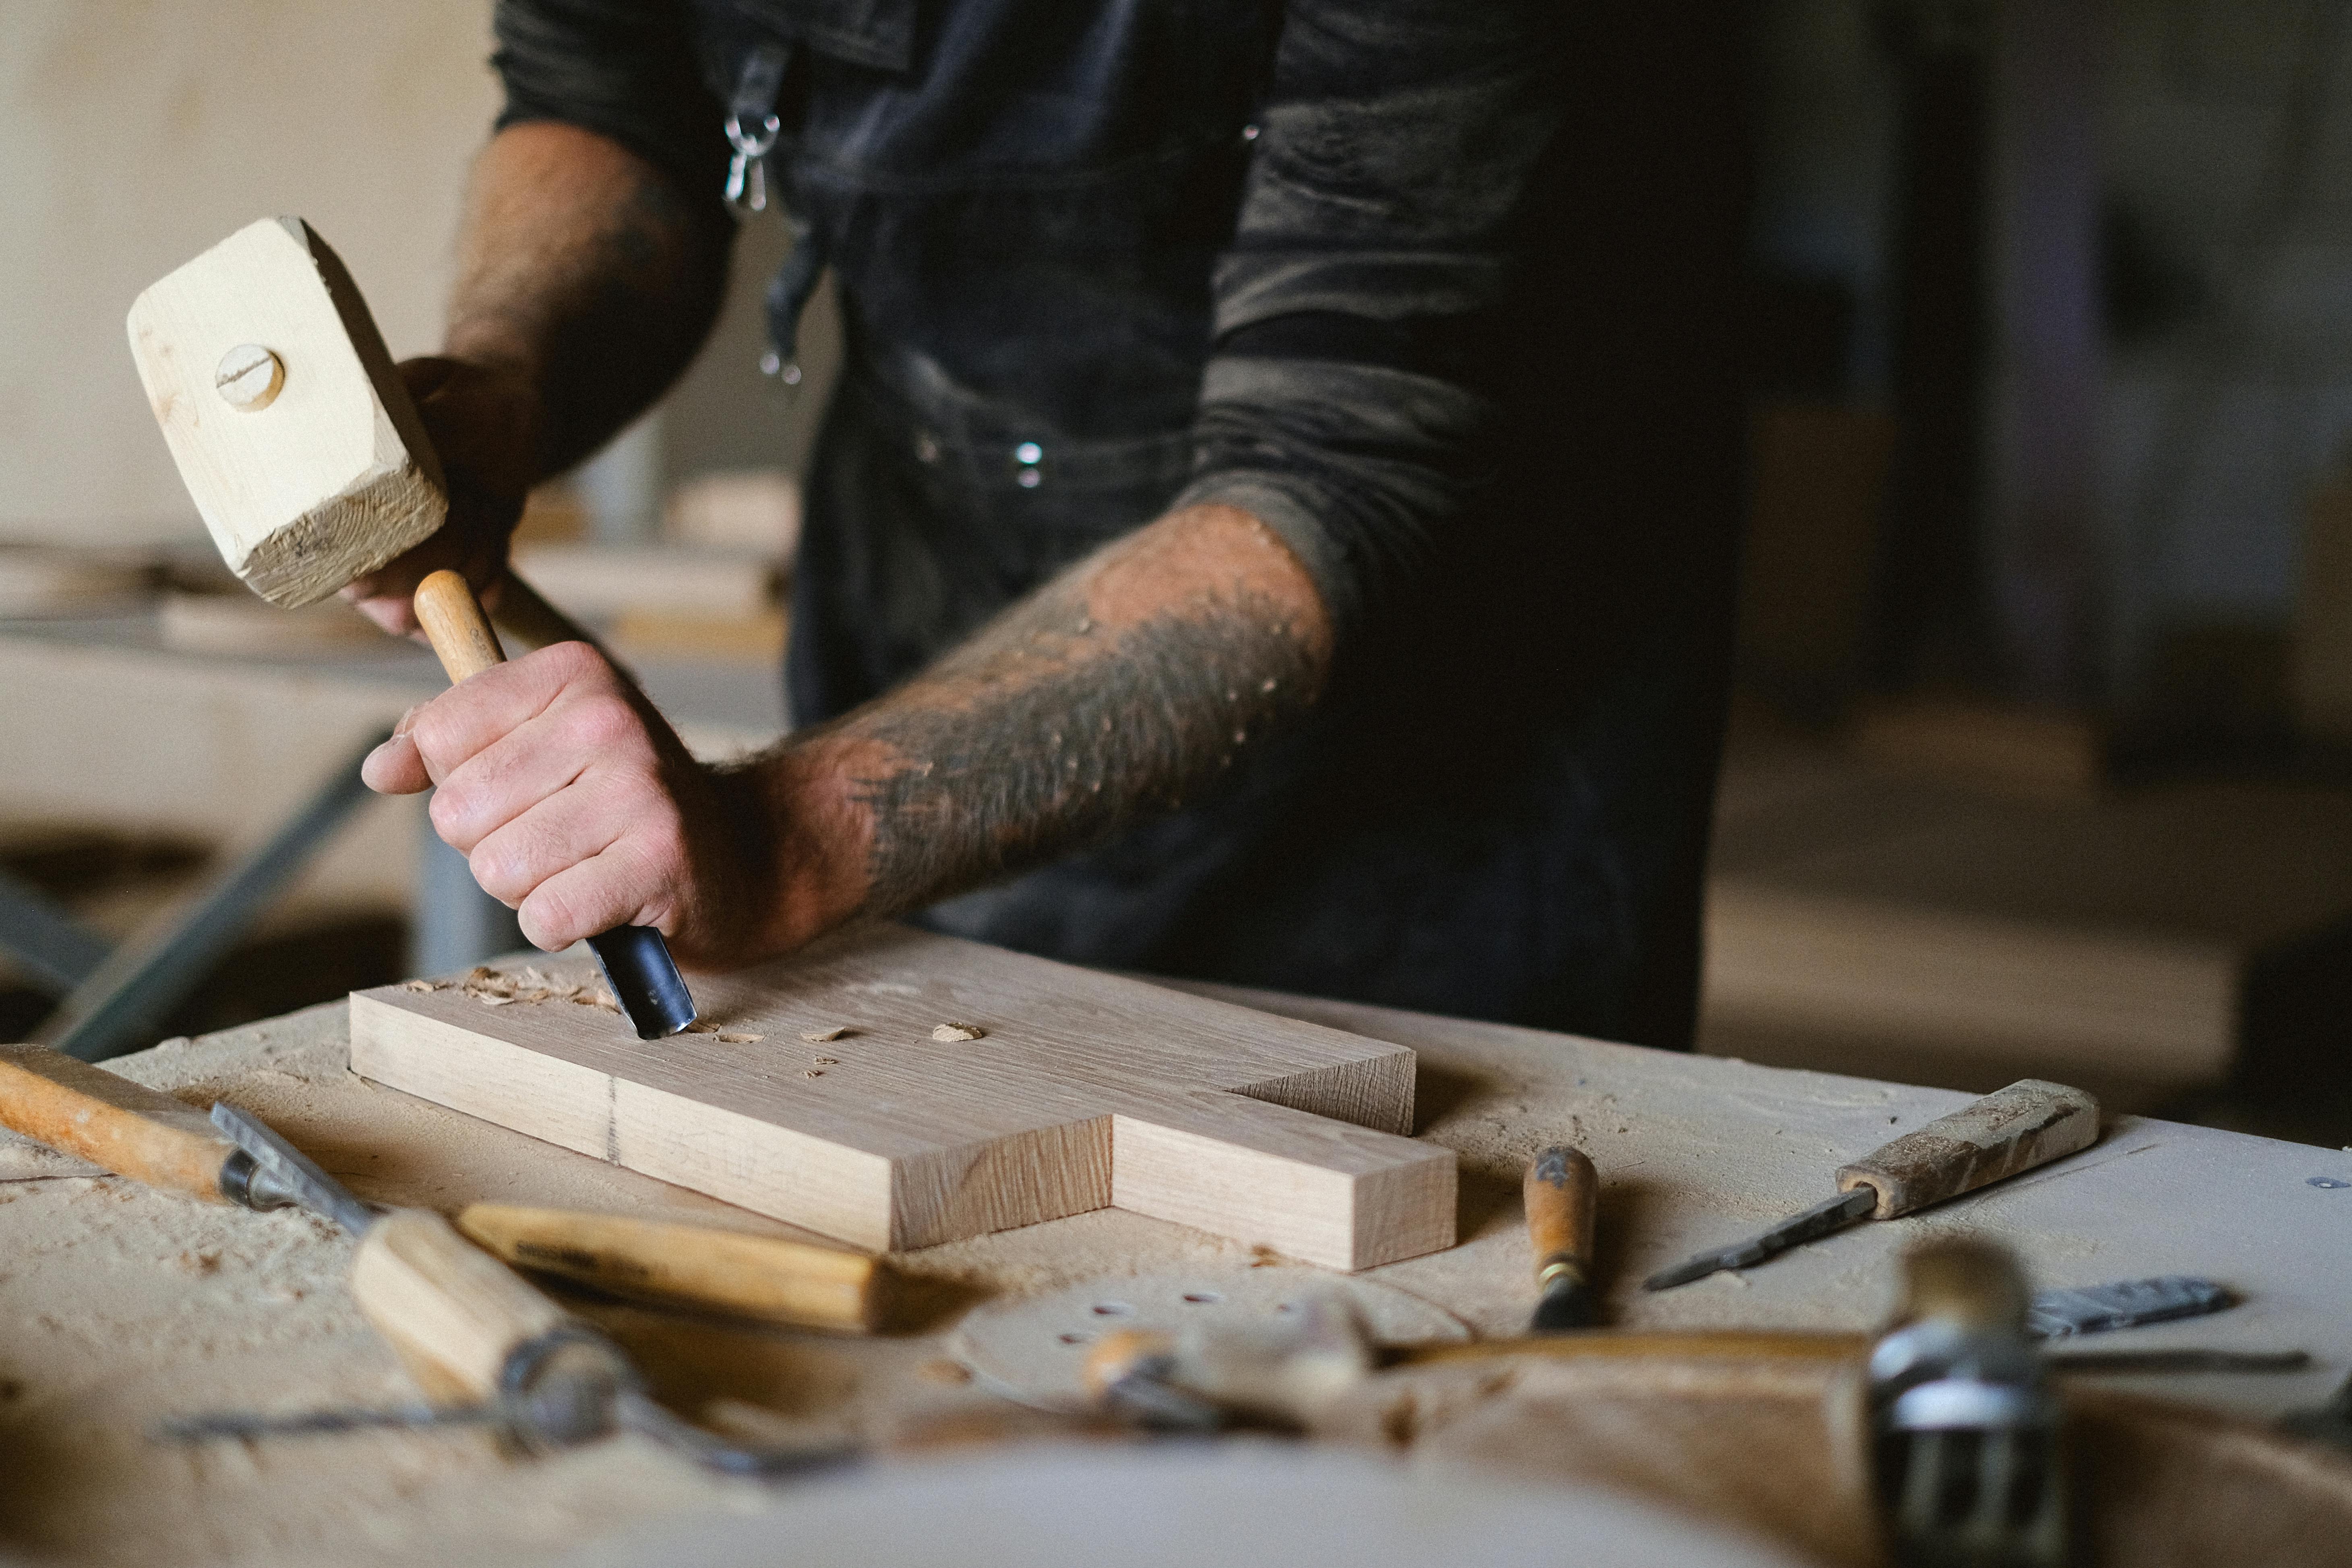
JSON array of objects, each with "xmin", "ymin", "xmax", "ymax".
[{"xmin": 128, "ymin": 217, "xmax": 447, "ymax": 608}]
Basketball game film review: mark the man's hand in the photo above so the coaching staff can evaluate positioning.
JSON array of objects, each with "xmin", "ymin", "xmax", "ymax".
[
  {"xmin": 362, "ymin": 642, "xmax": 863, "ymax": 968},
  {"xmin": 342, "ymin": 356, "xmax": 541, "ymax": 638}
]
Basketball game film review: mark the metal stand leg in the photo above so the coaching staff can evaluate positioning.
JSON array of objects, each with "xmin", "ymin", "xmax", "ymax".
[
  {"xmin": 0, "ymin": 867, "xmax": 110, "ymax": 995},
  {"xmin": 36, "ymin": 732, "xmax": 390, "ymax": 1063},
  {"xmin": 410, "ymin": 821, "xmax": 525, "ymax": 977}
]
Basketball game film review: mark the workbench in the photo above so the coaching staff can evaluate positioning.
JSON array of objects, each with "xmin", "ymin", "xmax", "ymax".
[{"xmin": 1, "ymin": 975, "xmax": 2344, "ymax": 1567}]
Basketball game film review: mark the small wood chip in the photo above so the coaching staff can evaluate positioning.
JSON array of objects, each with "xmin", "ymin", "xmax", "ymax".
[
  {"xmin": 931, "ymin": 1022, "xmax": 985, "ymax": 1042},
  {"xmin": 398, "ymin": 978, "xmax": 443, "ymax": 993},
  {"xmin": 815, "ymin": 1056, "xmax": 840, "ymax": 1065},
  {"xmin": 717, "ymin": 1032, "xmax": 763, "ymax": 1044},
  {"xmin": 805, "ymin": 1069, "xmax": 825, "ymax": 1078},
  {"xmin": 800, "ymin": 1026, "xmax": 852, "ymax": 1043},
  {"xmin": 683, "ymin": 1021, "xmax": 720, "ymax": 1034}
]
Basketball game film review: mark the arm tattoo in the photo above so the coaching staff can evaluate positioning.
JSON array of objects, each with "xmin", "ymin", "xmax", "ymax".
[{"xmin": 822, "ymin": 571, "xmax": 1324, "ymax": 917}]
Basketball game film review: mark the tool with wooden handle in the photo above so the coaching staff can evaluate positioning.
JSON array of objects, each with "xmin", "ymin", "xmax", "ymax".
[
  {"xmin": 0, "ymin": 1045, "xmax": 299, "ymax": 1209},
  {"xmin": 0, "ymin": 1044, "xmax": 875, "ymax": 1334},
  {"xmin": 413, "ymin": 568, "xmax": 698, "ymax": 1041},
  {"xmin": 1524, "ymin": 1144, "xmax": 1601, "ymax": 1331},
  {"xmin": 199, "ymin": 1103, "xmax": 837, "ymax": 1474},
  {"xmin": 1644, "ymin": 1079, "xmax": 2102, "ymax": 1292},
  {"xmin": 456, "ymin": 1204, "xmax": 886, "ymax": 1334}
]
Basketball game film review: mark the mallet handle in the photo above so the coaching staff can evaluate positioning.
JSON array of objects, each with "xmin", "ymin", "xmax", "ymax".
[{"xmin": 414, "ymin": 569, "xmax": 507, "ymax": 683}]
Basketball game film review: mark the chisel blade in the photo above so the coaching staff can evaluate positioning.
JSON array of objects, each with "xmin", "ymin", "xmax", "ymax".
[
  {"xmin": 1643, "ymin": 1187, "xmax": 1876, "ymax": 1292},
  {"xmin": 586, "ymin": 925, "xmax": 698, "ymax": 1040},
  {"xmin": 208, "ymin": 1102, "xmax": 376, "ymax": 1236}
]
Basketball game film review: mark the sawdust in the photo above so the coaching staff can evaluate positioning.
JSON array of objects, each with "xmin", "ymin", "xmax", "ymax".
[
  {"xmin": 0, "ymin": 983, "xmax": 2338, "ymax": 1565},
  {"xmin": 800, "ymin": 1027, "xmax": 853, "ymax": 1043},
  {"xmin": 931, "ymin": 1023, "xmax": 985, "ymax": 1043}
]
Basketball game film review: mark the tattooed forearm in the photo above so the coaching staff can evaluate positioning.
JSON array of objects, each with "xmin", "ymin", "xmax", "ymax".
[
  {"xmin": 445, "ymin": 122, "xmax": 733, "ymax": 478},
  {"xmin": 767, "ymin": 505, "xmax": 1333, "ymax": 927}
]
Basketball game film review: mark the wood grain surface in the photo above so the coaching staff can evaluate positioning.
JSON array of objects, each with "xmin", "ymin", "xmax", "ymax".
[{"xmin": 350, "ymin": 925, "xmax": 1456, "ymax": 1270}]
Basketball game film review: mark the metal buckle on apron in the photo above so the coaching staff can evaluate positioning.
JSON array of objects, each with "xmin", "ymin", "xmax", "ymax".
[{"xmin": 723, "ymin": 43, "xmax": 791, "ymax": 215}]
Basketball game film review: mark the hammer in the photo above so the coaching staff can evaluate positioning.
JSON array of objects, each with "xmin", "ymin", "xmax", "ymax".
[{"xmin": 127, "ymin": 217, "xmax": 694, "ymax": 1039}]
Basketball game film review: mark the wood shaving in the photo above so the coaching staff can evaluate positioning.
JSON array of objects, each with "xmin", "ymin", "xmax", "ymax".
[
  {"xmin": 805, "ymin": 1069, "xmax": 824, "ymax": 1078},
  {"xmin": 683, "ymin": 1021, "xmax": 720, "ymax": 1034},
  {"xmin": 456, "ymin": 965, "xmax": 618, "ymax": 1013},
  {"xmin": 815, "ymin": 1056, "xmax": 840, "ymax": 1065},
  {"xmin": 397, "ymin": 978, "xmax": 444, "ymax": 993},
  {"xmin": 717, "ymin": 1032, "xmax": 763, "ymax": 1044},
  {"xmin": 931, "ymin": 1022, "xmax": 985, "ymax": 1042},
  {"xmin": 800, "ymin": 1026, "xmax": 852, "ymax": 1043}
]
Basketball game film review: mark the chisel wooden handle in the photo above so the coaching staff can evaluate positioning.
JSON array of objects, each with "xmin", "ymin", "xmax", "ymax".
[
  {"xmin": 1836, "ymin": 1079, "xmax": 2100, "ymax": 1220},
  {"xmin": 457, "ymin": 1204, "xmax": 889, "ymax": 1333},
  {"xmin": 1524, "ymin": 1144, "xmax": 1599, "ymax": 1291},
  {"xmin": 351, "ymin": 1207, "xmax": 627, "ymax": 1406},
  {"xmin": 0, "ymin": 1045, "xmax": 238, "ymax": 1201}
]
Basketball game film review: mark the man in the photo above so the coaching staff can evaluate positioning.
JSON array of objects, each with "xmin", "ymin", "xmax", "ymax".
[{"xmin": 355, "ymin": 0, "xmax": 1748, "ymax": 1048}]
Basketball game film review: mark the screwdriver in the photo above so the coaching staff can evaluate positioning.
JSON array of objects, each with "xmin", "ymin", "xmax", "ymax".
[{"xmin": 1644, "ymin": 1079, "xmax": 2100, "ymax": 1293}]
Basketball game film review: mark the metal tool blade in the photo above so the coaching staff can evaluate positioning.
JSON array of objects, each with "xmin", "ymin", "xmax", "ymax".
[
  {"xmin": 586, "ymin": 925, "xmax": 697, "ymax": 1040},
  {"xmin": 158, "ymin": 1401, "xmax": 506, "ymax": 1441},
  {"xmin": 2025, "ymin": 1275, "xmax": 2233, "ymax": 1339},
  {"xmin": 208, "ymin": 1102, "xmax": 376, "ymax": 1235},
  {"xmin": 1528, "ymin": 1274, "xmax": 1601, "ymax": 1332},
  {"xmin": 1643, "ymin": 1186, "xmax": 1876, "ymax": 1292}
]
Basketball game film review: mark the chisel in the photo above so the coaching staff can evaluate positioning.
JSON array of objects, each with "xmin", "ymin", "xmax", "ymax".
[
  {"xmin": 1524, "ymin": 1144, "xmax": 1602, "ymax": 1331},
  {"xmin": 197, "ymin": 1103, "xmax": 835, "ymax": 1474},
  {"xmin": 412, "ymin": 568, "xmax": 697, "ymax": 1041},
  {"xmin": 0, "ymin": 1043, "xmax": 883, "ymax": 1333},
  {"xmin": 1643, "ymin": 1079, "xmax": 2101, "ymax": 1292}
]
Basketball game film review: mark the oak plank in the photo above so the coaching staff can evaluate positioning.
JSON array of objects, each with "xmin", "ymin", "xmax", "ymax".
[{"xmin": 349, "ymin": 926, "xmax": 1454, "ymax": 1270}]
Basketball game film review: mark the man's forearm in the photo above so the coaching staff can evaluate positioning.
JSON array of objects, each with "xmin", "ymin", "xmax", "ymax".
[
  {"xmin": 752, "ymin": 504, "xmax": 1335, "ymax": 942},
  {"xmin": 446, "ymin": 120, "xmax": 732, "ymax": 477}
]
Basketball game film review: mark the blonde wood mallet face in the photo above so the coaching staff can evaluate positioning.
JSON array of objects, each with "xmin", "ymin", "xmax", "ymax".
[{"xmin": 127, "ymin": 217, "xmax": 447, "ymax": 608}]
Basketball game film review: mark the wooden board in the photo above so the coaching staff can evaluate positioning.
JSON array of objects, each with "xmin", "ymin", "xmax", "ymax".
[
  {"xmin": 126, "ymin": 217, "xmax": 445, "ymax": 608},
  {"xmin": 348, "ymin": 925, "xmax": 1456, "ymax": 1271}
]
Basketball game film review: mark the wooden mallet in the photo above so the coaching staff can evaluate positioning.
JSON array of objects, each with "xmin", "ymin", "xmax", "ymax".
[{"xmin": 128, "ymin": 217, "xmax": 694, "ymax": 1038}]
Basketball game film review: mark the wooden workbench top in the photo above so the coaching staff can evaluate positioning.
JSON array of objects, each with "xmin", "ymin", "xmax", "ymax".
[{"xmin": 0, "ymin": 982, "xmax": 2345, "ymax": 1567}]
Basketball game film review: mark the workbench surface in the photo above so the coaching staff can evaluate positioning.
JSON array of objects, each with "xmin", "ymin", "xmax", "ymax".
[{"xmin": 0, "ymin": 978, "xmax": 2344, "ymax": 1567}]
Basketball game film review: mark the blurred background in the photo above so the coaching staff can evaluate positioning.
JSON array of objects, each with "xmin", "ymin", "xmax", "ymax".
[{"xmin": 0, "ymin": 0, "xmax": 2346, "ymax": 1144}]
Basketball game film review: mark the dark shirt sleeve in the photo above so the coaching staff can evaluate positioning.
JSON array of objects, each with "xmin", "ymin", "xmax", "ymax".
[
  {"xmin": 490, "ymin": 0, "xmax": 733, "ymax": 201},
  {"xmin": 1171, "ymin": 0, "xmax": 1562, "ymax": 645}
]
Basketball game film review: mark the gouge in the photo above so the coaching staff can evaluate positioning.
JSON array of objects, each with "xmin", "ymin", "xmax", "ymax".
[
  {"xmin": 1644, "ymin": 1079, "xmax": 2100, "ymax": 1292},
  {"xmin": 0, "ymin": 1044, "xmax": 877, "ymax": 1334},
  {"xmin": 1524, "ymin": 1144, "xmax": 1601, "ymax": 1331},
  {"xmin": 413, "ymin": 568, "xmax": 698, "ymax": 1040},
  {"xmin": 0, "ymin": 1044, "xmax": 300, "ymax": 1209},
  {"xmin": 196, "ymin": 1103, "xmax": 838, "ymax": 1474}
]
